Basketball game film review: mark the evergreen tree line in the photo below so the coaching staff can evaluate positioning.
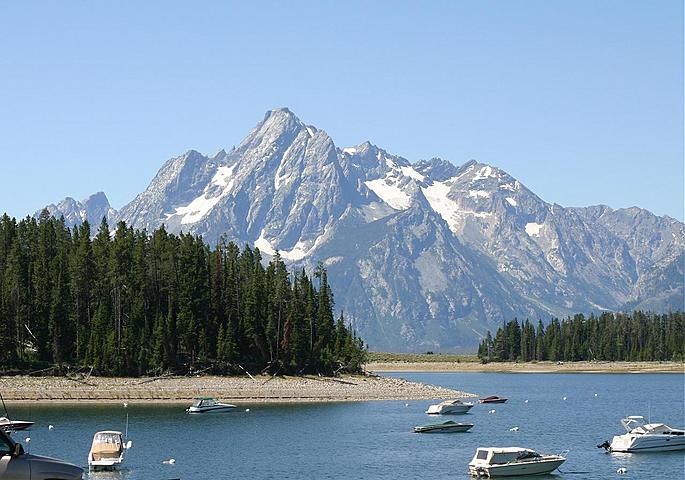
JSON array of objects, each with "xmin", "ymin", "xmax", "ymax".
[
  {"xmin": 0, "ymin": 212, "xmax": 366, "ymax": 376},
  {"xmin": 478, "ymin": 311, "xmax": 684, "ymax": 362}
]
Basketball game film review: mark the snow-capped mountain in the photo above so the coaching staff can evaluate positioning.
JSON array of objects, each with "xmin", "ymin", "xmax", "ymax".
[{"xmin": 38, "ymin": 108, "xmax": 685, "ymax": 351}]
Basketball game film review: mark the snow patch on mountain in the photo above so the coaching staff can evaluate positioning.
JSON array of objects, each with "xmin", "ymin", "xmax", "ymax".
[
  {"xmin": 400, "ymin": 166, "xmax": 425, "ymax": 181},
  {"xmin": 422, "ymin": 180, "xmax": 460, "ymax": 231},
  {"xmin": 472, "ymin": 165, "xmax": 496, "ymax": 180},
  {"xmin": 365, "ymin": 177, "xmax": 412, "ymax": 210},
  {"xmin": 255, "ymin": 227, "xmax": 329, "ymax": 261},
  {"xmin": 525, "ymin": 222, "xmax": 543, "ymax": 237},
  {"xmin": 172, "ymin": 164, "xmax": 236, "ymax": 224}
]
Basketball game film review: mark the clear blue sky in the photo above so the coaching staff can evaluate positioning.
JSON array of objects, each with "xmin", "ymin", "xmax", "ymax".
[{"xmin": 1, "ymin": 0, "xmax": 683, "ymax": 220}]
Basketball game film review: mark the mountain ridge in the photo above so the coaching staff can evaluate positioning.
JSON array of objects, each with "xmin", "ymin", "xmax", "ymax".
[{"xmin": 34, "ymin": 108, "xmax": 685, "ymax": 351}]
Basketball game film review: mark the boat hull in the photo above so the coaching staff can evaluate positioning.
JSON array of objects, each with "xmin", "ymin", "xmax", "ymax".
[
  {"xmin": 0, "ymin": 420, "xmax": 34, "ymax": 432},
  {"xmin": 187, "ymin": 405, "xmax": 236, "ymax": 414},
  {"xmin": 414, "ymin": 423, "xmax": 474, "ymax": 433},
  {"xmin": 469, "ymin": 458, "xmax": 566, "ymax": 477},
  {"xmin": 610, "ymin": 434, "xmax": 685, "ymax": 452},
  {"xmin": 89, "ymin": 456, "xmax": 124, "ymax": 471},
  {"xmin": 89, "ymin": 462, "xmax": 123, "ymax": 472}
]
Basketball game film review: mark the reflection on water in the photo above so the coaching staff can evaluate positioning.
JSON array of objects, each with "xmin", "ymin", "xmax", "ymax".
[
  {"xmin": 7, "ymin": 372, "xmax": 685, "ymax": 479},
  {"xmin": 86, "ymin": 470, "xmax": 131, "ymax": 480}
]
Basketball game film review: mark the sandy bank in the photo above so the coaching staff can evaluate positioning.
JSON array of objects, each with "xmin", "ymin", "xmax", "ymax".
[
  {"xmin": 0, "ymin": 374, "xmax": 474, "ymax": 404},
  {"xmin": 366, "ymin": 360, "xmax": 685, "ymax": 373}
]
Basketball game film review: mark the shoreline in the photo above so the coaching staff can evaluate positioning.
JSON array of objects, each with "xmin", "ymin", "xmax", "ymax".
[
  {"xmin": 3, "ymin": 361, "xmax": 681, "ymax": 404},
  {"xmin": 366, "ymin": 360, "xmax": 685, "ymax": 373},
  {"xmin": 0, "ymin": 374, "xmax": 475, "ymax": 404}
]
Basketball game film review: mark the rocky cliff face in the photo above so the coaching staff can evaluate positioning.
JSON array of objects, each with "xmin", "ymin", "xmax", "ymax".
[
  {"xmin": 37, "ymin": 191, "xmax": 116, "ymax": 229},
  {"xmin": 38, "ymin": 108, "xmax": 685, "ymax": 351}
]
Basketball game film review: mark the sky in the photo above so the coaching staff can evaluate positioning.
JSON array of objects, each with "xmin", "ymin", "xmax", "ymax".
[{"xmin": 0, "ymin": 0, "xmax": 683, "ymax": 220}]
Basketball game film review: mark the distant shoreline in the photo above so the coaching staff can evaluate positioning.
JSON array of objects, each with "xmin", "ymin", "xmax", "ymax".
[
  {"xmin": 0, "ymin": 374, "xmax": 475, "ymax": 404},
  {"xmin": 366, "ymin": 360, "xmax": 685, "ymax": 373}
]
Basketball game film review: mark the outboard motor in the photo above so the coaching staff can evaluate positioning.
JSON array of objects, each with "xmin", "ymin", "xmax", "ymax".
[{"xmin": 597, "ymin": 440, "xmax": 611, "ymax": 452}]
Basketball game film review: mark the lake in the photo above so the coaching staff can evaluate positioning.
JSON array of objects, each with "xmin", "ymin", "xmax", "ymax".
[{"xmin": 6, "ymin": 372, "xmax": 684, "ymax": 479}]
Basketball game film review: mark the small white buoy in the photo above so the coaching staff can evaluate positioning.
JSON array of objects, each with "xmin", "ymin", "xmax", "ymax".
[
  {"xmin": 489, "ymin": 409, "xmax": 496, "ymax": 414},
  {"xmin": 524, "ymin": 399, "xmax": 529, "ymax": 403},
  {"xmin": 123, "ymin": 402, "xmax": 128, "ymax": 408},
  {"xmin": 617, "ymin": 467, "xmax": 627, "ymax": 474},
  {"xmin": 48, "ymin": 425, "xmax": 54, "ymax": 431},
  {"xmin": 562, "ymin": 396, "xmax": 567, "ymax": 401},
  {"xmin": 405, "ymin": 403, "xmax": 409, "ymax": 407},
  {"xmin": 245, "ymin": 408, "xmax": 250, "ymax": 412},
  {"xmin": 24, "ymin": 437, "xmax": 30, "ymax": 443},
  {"xmin": 509, "ymin": 426, "xmax": 519, "ymax": 432},
  {"xmin": 594, "ymin": 393, "xmax": 598, "ymax": 397},
  {"xmin": 162, "ymin": 458, "xmax": 176, "ymax": 465}
]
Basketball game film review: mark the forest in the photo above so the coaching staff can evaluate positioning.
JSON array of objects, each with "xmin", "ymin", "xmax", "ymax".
[
  {"xmin": 477, "ymin": 311, "xmax": 684, "ymax": 362},
  {"xmin": 0, "ymin": 212, "xmax": 366, "ymax": 376}
]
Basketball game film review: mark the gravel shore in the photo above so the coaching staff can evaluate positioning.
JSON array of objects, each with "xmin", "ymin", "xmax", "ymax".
[
  {"xmin": 367, "ymin": 360, "xmax": 685, "ymax": 373},
  {"xmin": 0, "ymin": 374, "xmax": 474, "ymax": 404}
]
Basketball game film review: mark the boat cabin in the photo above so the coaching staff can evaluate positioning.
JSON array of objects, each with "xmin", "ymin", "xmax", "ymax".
[{"xmin": 473, "ymin": 447, "xmax": 541, "ymax": 465}]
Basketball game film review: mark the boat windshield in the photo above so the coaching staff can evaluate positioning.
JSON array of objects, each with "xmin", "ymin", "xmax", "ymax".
[
  {"xmin": 621, "ymin": 416, "xmax": 646, "ymax": 432},
  {"xmin": 516, "ymin": 451, "xmax": 542, "ymax": 461},
  {"xmin": 94, "ymin": 433, "xmax": 122, "ymax": 445},
  {"xmin": 193, "ymin": 398, "xmax": 216, "ymax": 407},
  {"xmin": 490, "ymin": 450, "xmax": 539, "ymax": 464}
]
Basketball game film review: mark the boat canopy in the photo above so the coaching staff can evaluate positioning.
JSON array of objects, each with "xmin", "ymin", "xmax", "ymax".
[{"xmin": 475, "ymin": 447, "xmax": 541, "ymax": 465}]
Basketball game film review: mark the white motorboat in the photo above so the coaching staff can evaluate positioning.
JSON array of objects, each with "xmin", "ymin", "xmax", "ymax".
[
  {"xmin": 0, "ymin": 416, "xmax": 34, "ymax": 432},
  {"xmin": 88, "ymin": 430, "xmax": 132, "ymax": 471},
  {"xmin": 603, "ymin": 416, "xmax": 685, "ymax": 452},
  {"xmin": 468, "ymin": 447, "xmax": 566, "ymax": 477},
  {"xmin": 426, "ymin": 399, "xmax": 474, "ymax": 415},
  {"xmin": 186, "ymin": 397, "xmax": 237, "ymax": 414}
]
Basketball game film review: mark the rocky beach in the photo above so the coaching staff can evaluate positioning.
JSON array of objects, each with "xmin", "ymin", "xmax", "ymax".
[{"xmin": 0, "ymin": 373, "xmax": 474, "ymax": 404}]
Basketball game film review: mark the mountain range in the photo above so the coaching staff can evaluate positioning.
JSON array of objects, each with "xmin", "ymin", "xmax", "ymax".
[{"xmin": 36, "ymin": 108, "xmax": 685, "ymax": 351}]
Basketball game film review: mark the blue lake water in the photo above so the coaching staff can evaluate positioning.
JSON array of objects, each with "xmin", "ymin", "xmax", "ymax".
[{"xmin": 6, "ymin": 372, "xmax": 684, "ymax": 479}]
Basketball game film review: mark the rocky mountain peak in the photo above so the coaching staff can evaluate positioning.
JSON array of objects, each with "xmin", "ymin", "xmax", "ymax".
[
  {"xmin": 413, "ymin": 157, "xmax": 459, "ymax": 182},
  {"xmin": 239, "ymin": 107, "xmax": 310, "ymax": 150},
  {"xmin": 37, "ymin": 191, "xmax": 115, "ymax": 229}
]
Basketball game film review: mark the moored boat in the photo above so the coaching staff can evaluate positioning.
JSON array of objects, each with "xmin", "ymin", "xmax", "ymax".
[
  {"xmin": 88, "ymin": 430, "xmax": 132, "ymax": 471},
  {"xmin": 426, "ymin": 399, "xmax": 474, "ymax": 415},
  {"xmin": 414, "ymin": 420, "xmax": 474, "ymax": 433},
  {"xmin": 468, "ymin": 447, "xmax": 566, "ymax": 477},
  {"xmin": 0, "ymin": 416, "xmax": 34, "ymax": 432},
  {"xmin": 186, "ymin": 397, "xmax": 237, "ymax": 414},
  {"xmin": 479, "ymin": 396, "xmax": 508, "ymax": 404},
  {"xmin": 600, "ymin": 416, "xmax": 685, "ymax": 453}
]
